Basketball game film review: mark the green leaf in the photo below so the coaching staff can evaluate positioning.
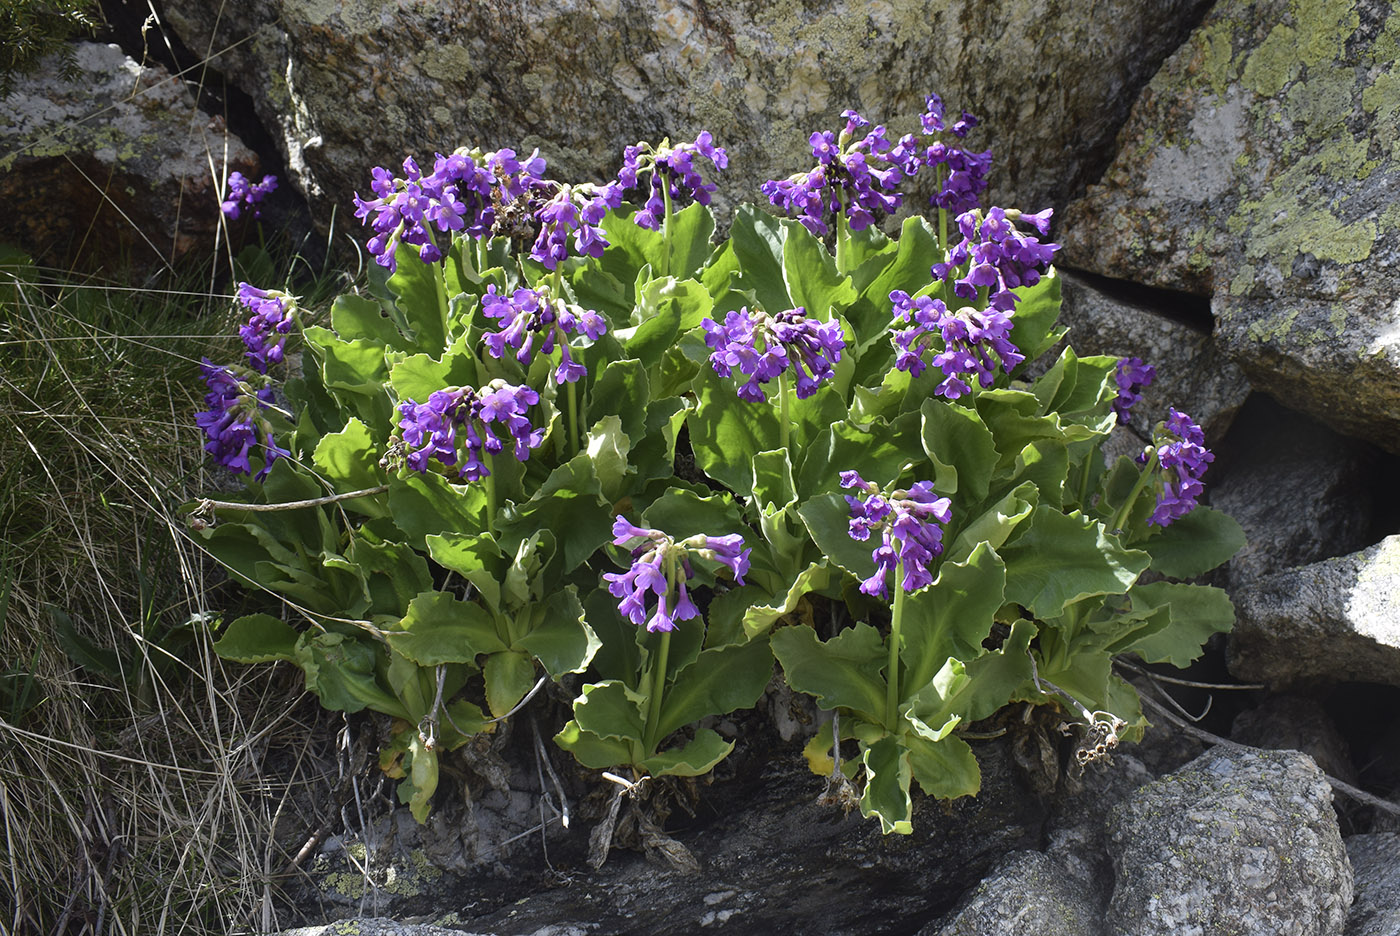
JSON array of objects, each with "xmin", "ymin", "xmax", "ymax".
[
  {"xmin": 781, "ymin": 218, "xmax": 857, "ymax": 321},
  {"xmin": 640, "ymin": 485, "xmax": 746, "ymax": 544},
  {"xmin": 424, "ymin": 532, "xmax": 504, "ymax": 609},
  {"xmin": 402, "ymin": 733, "xmax": 440, "ymax": 823},
  {"xmin": 586, "ymin": 414, "xmax": 633, "ymax": 503},
  {"xmin": 795, "ymin": 412, "xmax": 926, "ymax": 501},
  {"xmin": 921, "ymin": 398, "xmax": 998, "ymax": 503},
  {"xmin": 688, "ymin": 365, "xmax": 781, "ymax": 495},
  {"xmin": 553, "ymin": 721, "xmax": 636, "ymax": 770},
  {"xmin": 572, "ymin": 679, "xmax": 646, "ymax": 742},
  {"xmin": 304, "ymin": 326, "xmax": 390, "ymax": 396},
  {"xmin": 213, "ymin": 613, "xmax": 298, "ymax": 663},
  {"xmin": 1000, "ymin": 507, "xmax": 1149, "ymax": 619},
  {"xmin": 386, "ymin": 250, "xmax": 446, "ymax": 351},
  {"xmin": 388, "ymin": 348, "xmax": 478, "ymax": 403},
  {"xmin": 904, "ymin": 732, "xmax": 981, "ymax": 800},
  {"xmin": 899, "ymin": 543, "xmax": 1007, "ymax": 693},
  {"xmin": 665, "ymin": 202, "xmax": 719, "ymax": 281},
  {"xmin": 1139, "ymin": 507, "xmax": 1247, "ymax": 578},
  {"xmin": 974, "ymin": 389, "xmax": 1066, "ymax": 471},
  {"xmin": 1007, "ymin": 439, "xmax": 1071, "ymax": 509},
  {"xmin": 729, "ymin": 206, "xmax": 793, "ymax": 315},
  {"xmin": 312, "ymin": 418, "xmax": 385, "ymax": 505},
  {"xmin": 387, "ymin": 472, "xmax": 488, "ymax": 550},
  {"xmin": 484, "ymin": 650, "xmax": 537, "ymax": 719},
  {"xmin": 643, "ymin": 728, "xmax": 734, "ymax": 777},
  {"xmin": 796, "ymin": 492, "xmax": 883, "ymax": 583},
  {"xmin": 499, "ymin": 454, "xmax": 613, "ymax": 572},
  {"xmin": 588, "ymin": 358, "xmax": 650, "ymax": 443},
  {"xmin": 860, "ymin": 735, "xmax": 913, "ymax": 835},
  {"xmin": 619, "ymin": 278, "xmax": 685, "ymax": 366},
  {"xmin": 344, "ymin": 536, "xmax": 433, "ymax": 617},
  {"xmin": 653, "ymin": 637, "xmax": 774, "ymax": 741},
  {"xmin": 905, "ymin": 617, "xmax": 1037, "ymax": 730},
  {"xmin": 582, "ymin": 583, "xmax": 642, "ymax": 686},
  {"xmin": 386, "ymin": 591, "xmax": 506, "ymax": 665},
  {"xmin": 851, "ymin": 215, "xmax": 941, "ymax": 349},
  {"xmin": 330, "ymin": 292, "xmax": 406, "ymax": 349},
  {"xmin": 1121, "ymin": 582, "xmax": 1235, "ymax": 667},
  {"xmin": 751, "ymin": 447, "xmax": 797, "ymax": 512},
  {"xmin": 1006, "ymin": 269, "xmax": 1065, "ymax": 365},
  {"xmin": 516, "ymin": 586, "xmax": 600, "ymax": 677},
  {"xmin": 741, "ymin": 562, "xmax": 833, "ymax": 640},
  {"xmin": 295, "ymin": 632, "xmax": 406, "ymax": 718},
  {"xmin": 771, "ymin": 622, "xmax": 887, "ymax": 724}
]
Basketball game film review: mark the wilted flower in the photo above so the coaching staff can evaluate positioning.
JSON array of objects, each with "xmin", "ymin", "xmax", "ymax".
[
  {"xmin": 840, "ymin": 471, "xmax": 952, "ymax": 599},
  {"xmin": 195, "ymin": 359, "xmax": 290, "ymax": 480},
  {"xmin": 702, "ymin": 306, "xmax": 846, "ymax": 401},
  {"xmin": 396, "ymin": 380, "xmax": 544, "ymax": 482},
  {"xmin": 221, "ymin": 171, "xmax": 277, "ymax": 219},
  {"xmin": 603, "ymin": 517, "xmax": 750, "ymax": 633},
  {"xmin": 890, "ymin": 290, "xmax": 1024, "ymax": 399}
]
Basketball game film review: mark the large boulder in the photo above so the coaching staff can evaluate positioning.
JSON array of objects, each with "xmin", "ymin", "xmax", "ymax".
[
  {"xmin": 1345, "ymin": 833, "xmax": 1400, "ymax": 936},
  {"xmin": 0, "ymin": 42, "xmax": 259, "ymax": 271},
  {"xmin": 1061, "ymin": 0, "xmax": 1400, "ymax": 453},
  {"xmin": 157, "ymin": 0, "xmax": 1209, "ymax": 222}
]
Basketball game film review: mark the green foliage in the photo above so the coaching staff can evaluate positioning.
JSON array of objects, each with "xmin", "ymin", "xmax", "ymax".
[{"xmin": 0, "ymin": 0, "xmax": 101, "ymax": 95}]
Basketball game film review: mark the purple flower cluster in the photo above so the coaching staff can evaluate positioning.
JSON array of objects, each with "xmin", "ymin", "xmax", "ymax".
[
  {"xmin": 1113, "ymin": 357, "xmax": 1156, "ymax": 422},
  {"xmin": 195, "ymin": 359, "xmax": 290, "ymax": 479},
  {"xmin": 932, "ymin": 207, "xmax": 1059, "ymax": 313},
  {"xmin": 702, "ymin": 306, "xmax": 846, "ymax": 401},
  {"xmin": 840, "ymin": 471, "xmax": 952, "ymax": 599},
  {"xmin": 221, "ymin": 171, "xmax": 277, "ymax": 220},
  {"xmin": 890, "ymin": 290, "xmax": 1024, "ymax": 399},
  {"xmin": 617, "ymin": 132, "xmax": 728, "ymax": 230},
  {"xmin": 762, "ymin": 94, "xmax": 992, "ymax": 236},
  {"xmin": 354, "ymin": 149, "xmax": 623, "ymax": 273},
  {"xmin": 480, "ymin": 285, "xmax": 607, "ymax": 384},
  {"xmin": 1145, "ymin": 408, "xmax": 1214, "ymax": 527},
  {"xmin": 235, "ymin": 283, "xmax": 297, "ymax": 373},
  {"xmin": 603, "ymin": 517, "xmax": 750, "ymax": 633},
  {"xmin": 396, "ymin": 380, "xmax": 544, "ymax": 482}
]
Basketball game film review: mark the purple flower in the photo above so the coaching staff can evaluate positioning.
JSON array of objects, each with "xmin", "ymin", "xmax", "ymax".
[
  {"xmin": 1146, "ymin": 408, "xmax": 1213, "ymax": 527},
  {"xmin": 479, "ymin": 284, "xmax": 607, "ymax": 384},
  {"xmin": 616, "ymin": 131, "xmax": 728, "ymax": 231},
  {"xmin": 602, "ymin": 518, "xmax": 750, "ymax": 633},
  {"xmin": 702, "ymin": 306, "xmax": 846, "ymax": 401},
  {"xmin": 840, "ymin": 473, "xmax": 951, "ymax": 599},
  {"xmin": 1113, "ymin": 357, "xmax": 1156, "ymax": 422},
  {"xmin": 221, "ymin": 171, "xmax": 278, "ymax": 220},
  {"xmin": 890, "ymin": 290, "xmax": 1024, "ymax": 399},
  {"xmin": 235, "ymin": 283, "xmax": 298, "ymax": 373},
  {"xmin": 195, "ymin": 359, "xmax": 290, "ymax": 480},
  {"xmin": 395, "ymin": 379, "xmax": 543, "ymax": 481},
  {"xmin": 932, "ymin": 207, "xmax": 1060, "ymax": 313}
]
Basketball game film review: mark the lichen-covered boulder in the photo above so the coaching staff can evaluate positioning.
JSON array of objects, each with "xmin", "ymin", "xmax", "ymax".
[
  {"xmin": 157, "ymin": 0, "xmax": 1208, "ymax": 223},
  {"xmin": 1229, "ymin": 535, "xmax": 1400, "ymax": 687},
  {"xmin": 925, "ymin": 850, "xmax": 1106, "ymax": 936},
  {"xmin": 0, "ymin": 42, "xmax": 259, "ymax": 270},
  {"xmin": 1106, "ymin": 747, "xmax": 1352, "ymax": 936},
  {"xmin": 1061, "ymin": 0, "xmax": 1400, "ymax": 453},
  {"xmin": 1345, "ymin": 833, "xmax": 1400, "ymax": 936}
]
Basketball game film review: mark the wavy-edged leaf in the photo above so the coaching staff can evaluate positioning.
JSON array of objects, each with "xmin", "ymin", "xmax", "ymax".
[
  {"xmin": 905, "ymin": 731, "xmax": 980, "ymax": 800},
  {"xmin": 386, "ymin": 590, "xmax": 506, "ymax": 665},
  {"xmin": 921, "ymin": 398, "xmax": 998, "ymax": 503},
  {"xmin": 1001, "ymin": 507, "xmax": 1149, "ymax": 619},
  {"xmin": 860, "ymin": 735, "xmax": 913, "ymax": 835},
  {"xmin": 1139, "ymin": 507, "xmax": 1247, "ymax": 579},
  {"xmin": 899, "ymin": 542, "xmax": 1006, "ymax": 693},
  {"xmin": 653, "ymin": 637, "xmax": 773, "ymax": 742},
  {"xmin": 771, "ymin": 622, "xmax": 887, "ymax": 724},
  {"xmin": 572, "ymin": 679, "xmax": 647, "ymax": 743},
  {"xmin": 553, "ymin": 720, "xmax": 635, "ymax": 770},
  {"xmin": 644, "ymin": 728, "xmax": 734, "ymax": 778},
  {"xmin": 213, "ymin": 613, "xmax": 297, "ymax": 664}
]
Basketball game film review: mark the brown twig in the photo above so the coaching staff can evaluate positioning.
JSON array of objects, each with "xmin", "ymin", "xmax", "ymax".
[{"xmin": 194, "ymin": 485, "xmax": 389, "ymax": 515}]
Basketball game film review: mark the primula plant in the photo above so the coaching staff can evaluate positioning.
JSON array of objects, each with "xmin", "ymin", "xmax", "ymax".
[{"xmin": 191, "ymin": 94, "xmax": 1244, "ymax": 834}]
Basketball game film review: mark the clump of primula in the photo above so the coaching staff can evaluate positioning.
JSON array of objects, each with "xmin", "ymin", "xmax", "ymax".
[
  {"xmin": 529, "ymin": 180, "xmax": 625, "ymax": 269},
  {"xmin": 480, "ymin": 284, "xmax": 607, "ymax": 384},
  {"xmin": 616, "ymin": 132, "xmax": 728, "ymax": 230},
  {"xmin": 235, "ymin": 283, "xmax": 299, "ymax": 374},
  {"xmin": 917, "ymin": 92, "xmax": 992, "ymax": 216},
  {"xmin": 195, "ymin": 359, "xmax": 290, "ymax": 479},
  {"xmin": 702, "ymin": 306, "xmax": 846, "ymax": 401},
  {"xmin": 1113, "ymin": 357, "xmax": 1156, "ymax": 423},
  {"xmin": 395, "ymin": 381, "xmax": 544, "ymax": 482},
  {"xmin": 932, "ymin": 206, "xmax": 1059, "ymax": 313},
  {"xmin": 1142, "ymin": 408, "xmax": 1214, "ymax": 527},
  {"xmin": 221, "ymin": 171, "xmax": 278, "ymax": 220},
  {"xmin": 840, "ymin": 471, "xmax": 952, "ymax": 598},
  {"xmin": 603, "ymin": 517, "xmax": 750, "ymax": 633},
  {"xmin": 890, "ymin": 290, "xmax": 1024, "ymax": 399}
]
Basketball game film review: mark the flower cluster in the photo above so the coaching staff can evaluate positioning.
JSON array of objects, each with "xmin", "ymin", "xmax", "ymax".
[
  {"xmin": 932, "ymin": 207, "xmax": 1059, "ymax": 312},
  {"xmin": 221, "ymin": 171, "xmax": 277, "ymax": 220},
  {"xmin": 1144, "ymin": 408, "xmax": 1213, "ymax": 527},
  {"xmin": 840, "ymin": 471, "xmax": 952, "ymax": 599},
  {"xmin": 480, "ymin": 285, "xmax": 607, "ymax": 384},
  {"xmin": 617, "ymin": 132, "xmax": 728, "ymax": 230},
  {"xmin": 702, "ymin": 306, "xmax": 846, "ymax": 401},
  {"xmin": 195, "ymin": 359, "xmax": 290, "ymax": 479},
  {"xmin": 890, "ymin": 290, "xmax": 1024, "ymax": 399},
  {"xmin": 917, "ymin": 93, "xmax": 992, "ymax": 215},
  {"xmin": 235, "ymin": 283, "xmax": 298, "ymax": 373},
  {"xmin": 530, "ymin": 181, "xmax": 624, "ymax": 269},
  {"xmin": 603, "ymin": 517, "xmax": 750, "ymax": 633},
  {"xmin": 1113, "ymin": 357, "xmax": 1156, "ymax": 422},
  {"xmin": 396, "ymin": 381, "xmax": 544, "ymax": 482}
]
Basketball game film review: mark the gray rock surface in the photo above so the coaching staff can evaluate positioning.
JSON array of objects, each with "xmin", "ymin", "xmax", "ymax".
[
  {"xmin": 925, "ymin": 850, "xmax": 1104, "ymax": 936},
  {"xmin": 1106, "ymin": 747, "xmax": 1352, "ymax": 936},
  {"xmin": 1229, "ymin": 535, "xmax": 1400, "ymax": 688},
  {"xmin": 1345, "ymin": 833, "xmax": 1400, "ymax": 936},
  {"xmin": 0, "ymin": 42, "xmax": 259, "ymax": 270},
  {"xmin": 157, "ymin": 0, "xmax": 1208, "ymax": 222},
  {"xmin": 1232, "ymin": 695, "xmax": 1357, "ymax": 784},
  {"xmin": 1060, "ymin": 0, "xmax": 1400, "ymax": 454}
]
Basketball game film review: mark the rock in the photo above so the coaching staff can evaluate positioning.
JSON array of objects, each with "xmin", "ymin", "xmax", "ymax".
[
  {"xmin": 1106, "ymin": 747, "xmax": 1352, "ymax": 936},
  {"xmin": 1232, "ymin": 695, "xmax": 1357, "ymax": 784},
  {"xmin": 0, "ymin": 42, "xmax": 260, "ymax": 271},
  {"xmin": 157, "ymin": 0, "xmax": 1209, "ymax": 223},
  {"xmin": 1057, "ymin": 269, "xmax": 1250, "ymax": 442},
  {"xmin": 1061, "ymin": 0, "xmax": 1400, "ymax": 454},
  {"xmin": 281, "ymin": 922, "xmax": 486, "ymax": 936},
  {"xmin": 1229, "ymin": 535, "xmax": 1400, "ymax": 688},
  {"xmin": 924, "ymin": 850, "xmax": 1105, "ymax": 936},
  {"xmin": 1344, "ymin": 833, "xmax": 1400, "ymax": 936},
  {"xmin": 1207, "ymin": 394, "xmax": 1382, "ymax": 587}
]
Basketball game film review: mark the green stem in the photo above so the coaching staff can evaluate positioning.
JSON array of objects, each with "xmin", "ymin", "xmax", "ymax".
[
  {"xmin": 661, "ymin": 182, "xmax": 674, "ymax": 279},
  {"xmin": 1111, "ymin": 449, "xmax": 1160, "ymax": 536},
  {"xmin": 431, "ymin": 250, "xmax": 451, "ymax": 344},
  {"xmin": 778, "ymin": 370, "xmax": 791, "ymax": 457},
  {"xmin": 484, "ymin": 453, "xmax": 497, "ymax": 535},
  {"xmin": 643, "ymin": 628, "xmax": 672, "ymax": 754},
  {"xmin": 885, "ymin": 553, "xmax": 906, "ymax": 728},
  {"xmin": 567, "ymin": 378, "xmax": 580, "ymax": 457},
  {"xmin": 835, "ymin": 191, "xmax": 851, "ymax": 274}
]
